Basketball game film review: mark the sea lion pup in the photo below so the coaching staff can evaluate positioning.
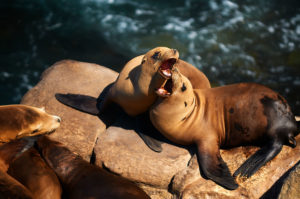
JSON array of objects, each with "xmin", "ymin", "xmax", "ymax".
[
  {"xmin": 150, "ymin": 68, "xmax": 299, "ymax": 190},
  {"xmin": 0, "ymin": 105, "xmax": 61, "ymax": 143},
  {"xmin": 56, "ymin": 47, "xmax": 210, "ymax": 151},
  {"xmin": 8, "ymin": 147, "xmax": 62, "ymax": 199},
  {"xmin": 36, "ymin": 136, "xmax": 151, "ymax": 199}
]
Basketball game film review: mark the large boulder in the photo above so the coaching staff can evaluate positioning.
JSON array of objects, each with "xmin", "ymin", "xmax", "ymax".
[
  {"xmin": 21, "ymin": 60, "xmax": 300, "ymax": 198},
  {"xmin": 21, "ymin": 60, "xmax": 118, "ymax": 161}
]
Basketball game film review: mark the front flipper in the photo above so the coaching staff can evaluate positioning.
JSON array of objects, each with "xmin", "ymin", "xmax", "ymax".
[
  {"xmin": 135, "ymin": 113, "xmax": 162, "ymax": 153},
  {"xmin": 234, "ymin": 140, "xmax": 283, "ymax": 178},
  {"xmin": 196, "ymin": 139, "xmax": 238, "ymax": 190},
  {"xmin": 55, "ymin": 93, "xmax": 99, "ymax": 115}
]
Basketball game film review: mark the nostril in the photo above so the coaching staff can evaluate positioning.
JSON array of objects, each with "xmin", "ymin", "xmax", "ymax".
[{"xmin": 173, "ymin": 49, "xmax": 177, "ymax": 54}]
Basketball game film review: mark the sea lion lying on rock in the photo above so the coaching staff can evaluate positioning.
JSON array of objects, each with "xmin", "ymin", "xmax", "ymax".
[
  {"xmin": 0, "ymin": 137, "xmax": 62, "ymax": 199},
  {"xmin": 0, "ymin": 138, "xmax": 36, "ymax": 198},
  {"xmin": 56, "ymin": 47, "xmax": 210, "ymax": 152},
  {"xmin": 0, "ymin": 105, "xmax": 61, "ymax": 143},
  {"xmin": 150, "ymin": 67, "xmax": 299, "ymax": 190},
  {"xmin": 36, "ymin": 136, "xmax": 151, "ymax": 199},
  {"xmin": 8, "ymin": 147, "xmax": 62, "ymax": 199}
]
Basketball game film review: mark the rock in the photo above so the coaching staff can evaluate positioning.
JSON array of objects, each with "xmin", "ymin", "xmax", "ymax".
[
  {"xmin": 21, "ymin": 60, "xmax": 300, "ymax": 198},
  {"xmin": 21, "ymin": 60, "xmax": 118, "ymax": 160},
  {"xmin": 171, "ymin": 137, "xmax": 300, "ymax": 199},
  {"xmin": 277, "ymin": 162, "xmax": 300, "ymax": 199},
  {"xmin": 93, "ymin": 115, "xmax": 191, "ymax": 189}
]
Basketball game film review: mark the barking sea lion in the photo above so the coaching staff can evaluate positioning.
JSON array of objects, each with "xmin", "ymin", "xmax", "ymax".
[
  {"xmin": 56, "ymin": 47, "xmax": 210, "ymax": 152},
  {"xmin": 150, "ymin": 68, "xmax": 299, "ymax": 190}
]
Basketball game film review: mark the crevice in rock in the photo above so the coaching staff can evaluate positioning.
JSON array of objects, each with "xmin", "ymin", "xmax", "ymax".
[
  {"xmin": 89, "ymin": 136, "xmax": 99, "ymax": 164},
  {"xmin": 260, "ymin": 160, "xmax": 300, "ymax": 199}
]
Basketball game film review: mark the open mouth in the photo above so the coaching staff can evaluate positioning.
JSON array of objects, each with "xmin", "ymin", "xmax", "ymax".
[
  {"xmin": 159, "ymin": 58, "xmax": 177, "ymax": 79},
  {"xmin": 156, "ymin": 79, "xmax": 173, "ymax": 97}
]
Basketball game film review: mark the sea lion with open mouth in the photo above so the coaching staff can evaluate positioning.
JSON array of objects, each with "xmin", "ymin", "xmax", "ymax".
[
  {"xmin": 56, "ymin": 47, "xmax": 210, "ymax": 152},
  {"xmin": 150, "ymin": 68, "xmax": 299, "ymax": 190}
]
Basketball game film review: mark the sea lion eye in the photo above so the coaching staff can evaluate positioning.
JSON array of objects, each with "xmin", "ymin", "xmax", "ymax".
[
  {"xmin": 181, "ymin": 83, "xmax": 187, "ymax": 92},
  {"xmin": 151, "ymin": 51, "xmax": 160, "ymax": 60},
  {"xmin": 32, "ymin": 129, "xmax": 39, "ymax": 134}
]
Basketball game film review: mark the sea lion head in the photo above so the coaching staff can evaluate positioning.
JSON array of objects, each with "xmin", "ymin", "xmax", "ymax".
[
  {"xmin": 0, "ymin": 105, "xmax": 61, "ymax": 141},
  {"xmin": 15, "ymin": 106, "xmax": 61, "ymax": 138},
  {"xmin": 141, "ymin": 47, "xmax": 179, "ymax": 79}
]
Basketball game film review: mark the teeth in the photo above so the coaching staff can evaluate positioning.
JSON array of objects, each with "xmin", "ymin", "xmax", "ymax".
[
  {"xmin": 156, "ymin": 88, "xmax": 170, "ymax": 96},
  {"xmin": 162, "ymin": 70, "xmax": 171, "ymax": 77}
]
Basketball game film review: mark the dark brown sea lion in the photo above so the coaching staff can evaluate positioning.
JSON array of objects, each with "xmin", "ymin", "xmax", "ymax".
[
  {"xmin": 7, "ymin": 147, "xmax": 62, "ymax": 199},
  {"xmin": 0, "ymin": 105, "xmax": 61, "ymax": 143},
  {"xmin": 36, "ymin": 136, "xmax": 151, "ymax": 199},
  {"xmin": 150, "ymin": 68, "xmax": 299, "ymax": 190},
  {"xmin": 55, "ymin": 47, "xmax": 210, "ymax": 152}
]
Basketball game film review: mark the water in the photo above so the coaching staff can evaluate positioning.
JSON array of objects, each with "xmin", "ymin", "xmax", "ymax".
[{"xmin": 1, "ymin": 0, "xmax": 300, "ymax": 114}]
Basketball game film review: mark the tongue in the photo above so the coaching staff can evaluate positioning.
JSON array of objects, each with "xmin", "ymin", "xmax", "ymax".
[{"xmin": 161, "ymin": 59, "xmax": 174, "ymax": 70}]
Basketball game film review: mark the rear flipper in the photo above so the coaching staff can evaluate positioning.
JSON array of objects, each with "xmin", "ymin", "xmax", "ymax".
[
  {"xmin": 135, "ymin": 113, "xmax": 162, "ymax": 153},
  {"xmin": 55, "ymin": 93, "xmax": 99, "ymax": 115},
  {"xmin": 233, "ymin": 140, "xmax": 283, "ymax": 178},
  {"xmin": 196, "ymin": 140, "xmax": 238, "ymax": 190}
]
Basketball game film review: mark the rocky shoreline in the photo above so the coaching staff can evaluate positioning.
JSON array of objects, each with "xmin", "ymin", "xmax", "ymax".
[{"xmin": 21, "ymin": 60, "xmax": 300, "ymax": 199}]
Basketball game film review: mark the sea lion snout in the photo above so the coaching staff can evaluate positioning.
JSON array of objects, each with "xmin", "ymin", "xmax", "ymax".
[{"xmin": 53, "ymin": 115, "xmax": 61, "ymax": 123}]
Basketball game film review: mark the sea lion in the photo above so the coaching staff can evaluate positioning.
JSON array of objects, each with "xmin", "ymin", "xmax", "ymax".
[
  {"xmin": 0, "ymin": 170, "xmax": 34, "ymax": 199},
  {"xmin": 149, "ymin": 68, "xmax": 299, "ymax": 190},
  {"xmin": 36, "ymin": 136, "xmax": 151, "ymax": 199},
  {"xmin": 55, "ymin": 47, "xmax": 210, "ymax": 151},
  {"xmin": 7, "ymin": 147, "xmax": 62, "ymax": 199},
  {"xmin": 0, "ymin": 138, "xmax": 34, "ymax": 172},
  {"xmin": 0, "ymin": 138, "xmax": 35, "ymax": 199},
  {"xmin": 0, "ymin": 105, "xmax": 61, "ymax": 143}
]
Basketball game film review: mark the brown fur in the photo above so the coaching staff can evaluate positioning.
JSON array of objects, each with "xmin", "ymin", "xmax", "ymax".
[
  {"xmin": 0, "ymin": 105, "xmax": 61, "ymax": 143},
  {"xmin": 0, "ymin": 170, "xmax": 34, "ymax": 199},
  {"xmin": 150, "ymin": 68, "xmax": 298, "ymax": 189},
  {"xmin": 0, "ymin": 138, "xmax": 35, "ymax": 198},
  {"xmin": 36, "ymin": 136, "xmax": 151, "ymax": 199},
  {"xmin": 8, "ymin": 147, "xmax": 62, "ymax": 199},
  {"xmin": 100, "ymin": 47, "xmax": 210, "ymax": 116},
  {"xmin": 0, "ymin": 138, "xmax": 32, "ymax": 172}
]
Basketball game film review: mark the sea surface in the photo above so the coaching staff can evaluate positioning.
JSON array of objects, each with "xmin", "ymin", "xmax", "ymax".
[{"xmin": 1, "ymin": 0, "xmax": 300, "ymax": 114}]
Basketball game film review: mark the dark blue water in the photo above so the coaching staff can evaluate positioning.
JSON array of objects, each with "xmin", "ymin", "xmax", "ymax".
[{"xmin": 1, "ymin": 0, "xmax": 300, "ymax": 114}]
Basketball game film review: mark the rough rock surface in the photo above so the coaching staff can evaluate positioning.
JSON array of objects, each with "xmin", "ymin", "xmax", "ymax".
[
  {"xmin": 21, "ymin": 60, "xmax": 300, "ymax": 198},
  {"xmin": 277, "ymin": 162, "xmax": 300, "ymax": 199},
  {"xmin": 21, "ymin": 60, "xmax": 118, "ymax": 161}
]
